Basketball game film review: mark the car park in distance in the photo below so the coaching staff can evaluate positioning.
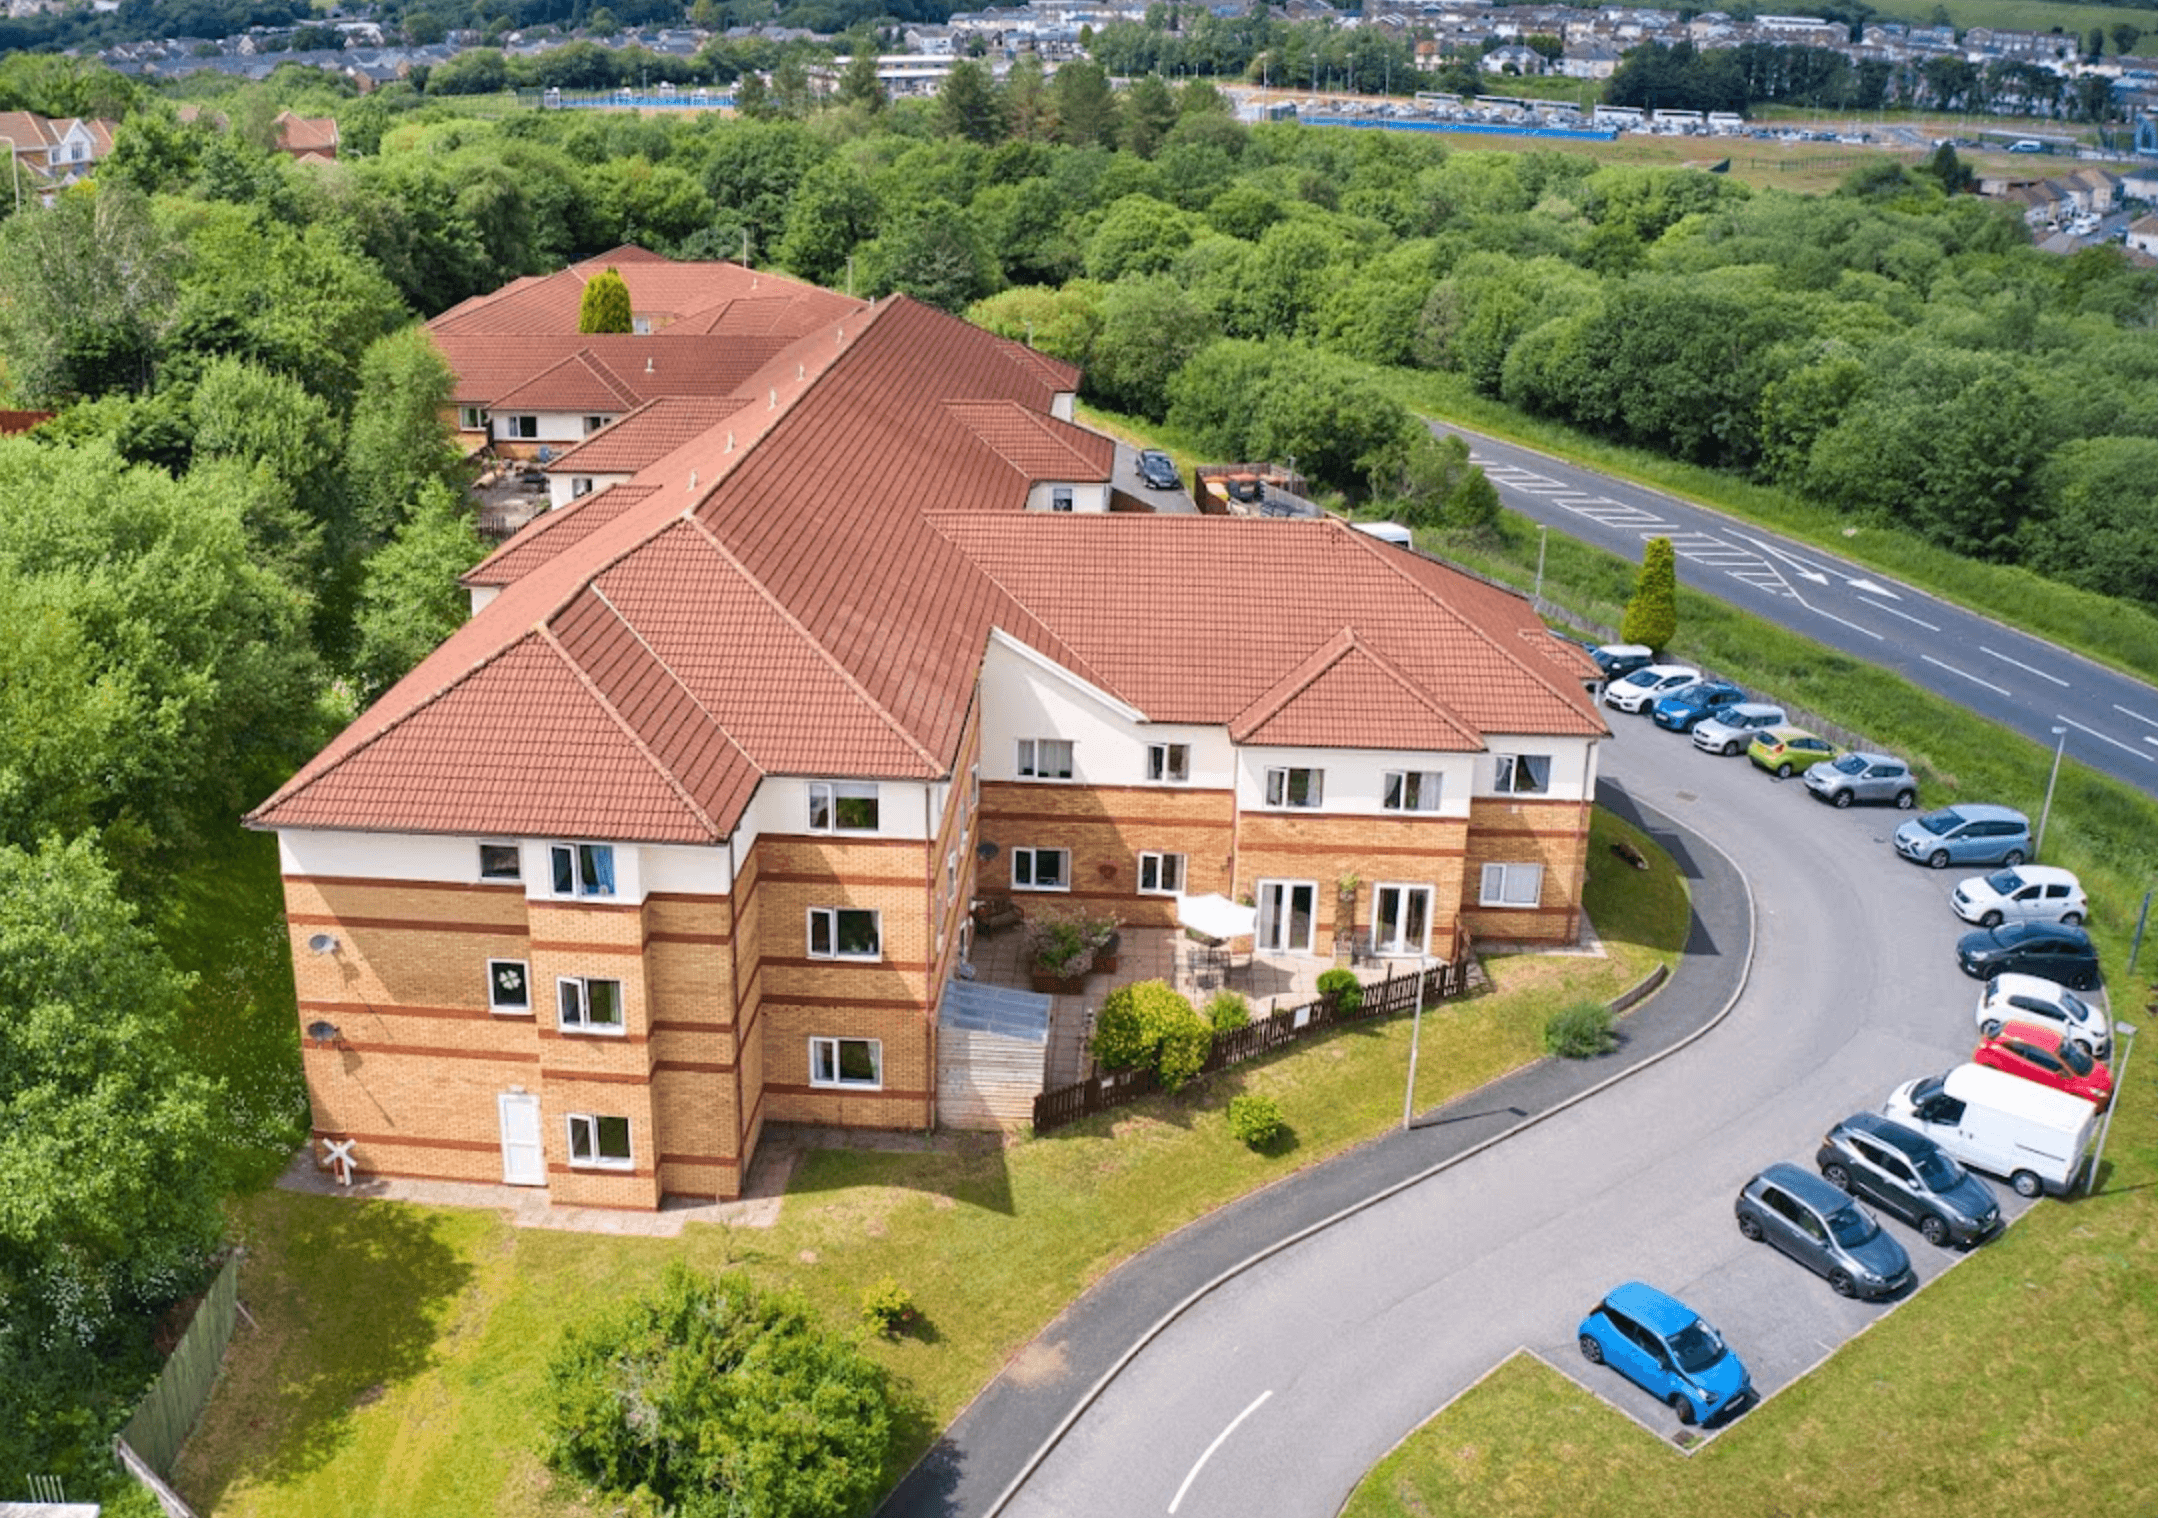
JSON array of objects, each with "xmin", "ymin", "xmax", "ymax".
[
  {"xmin": 1576, "ymin": 1282, "xmax": 1753, "ymax": 1427},
  {"xmin": 1749, "ymin": 726, "xmax": 1836, "ymax": 778},
  {"xmin": 1136, "ymin": 449, "xmax": 1180, "ymax": 491},
  {"xmin": 1974, "ymin": 1021, "xmax": 2112, "ymax": 1107},
  {"xmin": 1893, "ymin": 803, "xmax": 2030, "ymax": 868},
  {"xmin": 1590, "ymin": 643, "xmax": 1655, "ymax": 679},
  {"xmin": 1651, "ymin": 680, "xmax": 1745, "ymax": 733},
  {"xmin": 1955, "ymin": 920, "xmax": 2099, "ymax": 989},
  {"xmin": 1803, "ymin": 751, "xmax": 1917, "ymax": 809},
  {"xmin": 1734, "ymin": 1162, "xmax": 1913, "ymax": 1300},
  {"xmin": 1603, "ymin": 664, "xmax": 1699, "ymax": 715},
  {"xmin": 1692, "ymin": 703, "xmax": 1787, "ymax": 756},
  {"xmin": 1950, "ymin": 865, "xmax": 2087, "ymax": 928},
  {"xmin": 1817, "ymin": 1113, "xmax": 2000, "ymax": 1248},
  {"xmin": 1976, "ymin": 972, "xmax": 2110, "ymax": 1059}
]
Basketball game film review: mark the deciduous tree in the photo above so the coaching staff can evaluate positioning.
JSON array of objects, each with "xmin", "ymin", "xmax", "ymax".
[{"xmin": 352, "ymin": 481, "xmax": 489, "ymax": 699}]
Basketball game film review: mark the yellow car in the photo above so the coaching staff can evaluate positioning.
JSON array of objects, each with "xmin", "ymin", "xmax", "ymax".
[{"xmin": 1748, "ymin": 726, "xmax": 1836, "ymax": 779}]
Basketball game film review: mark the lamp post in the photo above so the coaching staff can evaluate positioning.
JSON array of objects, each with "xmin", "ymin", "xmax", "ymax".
[
  {"xmin": 1533, "ymin": 523, "xmax": 1549, "ymax": 605},
  {"xmin": 2036, "ymin": 724, "xmax": 2068, "ymax": 857},
  {"xmin": 2083, "ymin": 1020, "xmax": 2136, "ymax": 1195},
  {"xmin": 1402, "ymin": 951, "xmax": 1427, "ymax": 1131}
]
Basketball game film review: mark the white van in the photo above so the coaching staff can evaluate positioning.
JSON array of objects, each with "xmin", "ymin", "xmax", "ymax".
[
  {"xmin": 1352, "ymin": 521, "xmax": 1414, "ymax": 549},
  {"xmin": 1883, "ymin": 1063, "xmax": 2097, "ymax": 1199}
]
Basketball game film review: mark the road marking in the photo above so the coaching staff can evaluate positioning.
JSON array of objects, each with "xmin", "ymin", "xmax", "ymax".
[
  {"xmin": 1168, "ymin": 1390, "xmax": 1271, "ymax": 1514},
  {"xmin": 2113, "ymin": 703, "xmax": 2158, "ymax": 729},
  {"xmin": 1920, "ymin": 655, "xmax": 2010, "ymax": 695},
  {"xmin": 1845, "ymin": 578, "xmax": 1900, "ymax": 599},
  {"xmin": 2054, "ymin": 713, "xmax": 2155, "ymax": 762},
  {"xmin": 1982, "ymin": 647, "xmax": 2070, "ymax": 688},
  {"xmin": 1858, "ymin": 598, "xmax": 1941, "ymax": 632},
  {"xmin": 1795, "ymin": 593, "xmax": 1886, "ymax": 641}
]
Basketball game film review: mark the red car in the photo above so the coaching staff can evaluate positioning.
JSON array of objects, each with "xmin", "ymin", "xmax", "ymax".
[{"xmin": 1974, "ymin": 1021, "xmax": 2112, "ymax": 1107}]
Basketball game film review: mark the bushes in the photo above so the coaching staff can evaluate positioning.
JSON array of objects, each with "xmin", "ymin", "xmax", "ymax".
[
  {"xmin": 1316, "ymin": 966, "xmax": 1362, "ymax": 1013},
  {"xmin": 1544, "ymin": 998, "xmax": 1617, "ymax": 1058},
  {"xmin": 859, "ymin": 1277, "xmax": 917, "ymax": 1337},
  {"xmin": 1091, "ymin": 978, "xmax": 1212, "ymax": 1090},
  {"xmin": 1226, "ymin": 1092, "xmax": 1287, "ymax": 1148},
  {"xmin": 1204, "ymin": 989, "xmax": 1252, "ymax": 1034}
]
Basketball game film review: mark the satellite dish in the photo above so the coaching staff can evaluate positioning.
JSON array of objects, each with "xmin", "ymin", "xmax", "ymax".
[
  {"xmin": 306, "ymin": 932, "xmax": 339, "ymax": 956},
  {"xmin": 976, "ymin": 839, "xmax": 1000, "ymax": 862}
]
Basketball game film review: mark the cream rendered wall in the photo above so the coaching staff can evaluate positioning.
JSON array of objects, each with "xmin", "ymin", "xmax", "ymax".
[
  {"xmin": 1474, "ymin": 735, "xmax": 1599, "ymax": 801},
  {"xmin": 977, "ymin": 632, "xmax": 1235, "ymax": 787},
  {"xmin": 735, "ymin": 776, "xmax": 936, "ymax": 847},
  {"xmin": 1023, "ymin": 481, "xmax": 1111, "ymax": 512},
  {"xmin": 547, "ymin": 471, "xmax": 632, "ymax": 510},
  {"xmin": 469, "ymin": 585, "xmax": 501, "ymax": 617},
  {"xmin": 494, "ymin": 410, "xmax": 620, "ymax": 448},
  {"xmin": 1233, "ymin": 747, "xmax": 1479, "ymax": 818}
]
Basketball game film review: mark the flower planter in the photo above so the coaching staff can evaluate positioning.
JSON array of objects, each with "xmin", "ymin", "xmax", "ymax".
[
  {"xmin": 1031, "ymin": 965, "xmax": 1093, "ymax": 994},
  {"xmin": 1097, "ymin": 932, "xmax": 1121, "ymax": 975}
]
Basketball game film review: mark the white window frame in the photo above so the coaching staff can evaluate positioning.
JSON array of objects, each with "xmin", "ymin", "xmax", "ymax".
[
  {"xmin": 1050, "ymin": 486, "xmax": 1075, "ymax": 512},
  {"xmin": 1493, "ymin": 753, "xmax": 1553, "ymax": 796},
  {"xmin": 557, "ymin": 975, "xmax": 626, "ymax": 1034},
  {"xmin": 1139, "ymin": 851, "xmax": 1186, "ymax": 895},
  {"xmin": 1256, "ymin": 879, "xmax": 1319, "ymax": 955},
  {"xmin": 1479, "ymin": 862, "xmax": 1545, "ymax": 908},
  {"xmin": 478, "ymin": 841, "xmax": 522, "ymax": 880},
  {"xmin": 1371, "ymin": 883, "xmax": 1435, "ymax": 955},
  {"xmin": 1012, "ymin": 846, "xmax": 1071, "ymax": 892},
  {"xmin": 549, "ymin": 842, "xmax": 616, "ymax": 897},
  {"xmin": 487, "ymin": 958, "xmax": 531, "ymax": 1014},
  {"xmin": 583, "ymin": 414, "xmax": 607, "ymax": 434},
  {"xmin": 1264, "ymin": 766, "xmax": 1325, "ymax": 809},
  {"xmin": 1146, "ymin": 742, "xmax": 1190, "ymax": 784},
  {"xmin": 808, "ymin": 780, "xmax": 880, "ymax": 833},
  {"xmin": 505, "ymin": 414, "xmax": 539, "ymax": 439},
  {"xmin": 1016, "ymin": 738, "xmax": 1074, "ymax": 780},
  {"xmin": 566, "ymin": 1112, "xmax": 634, "ymax": 1170},
  {"xmin": 459, "ymin": 405, "xmax": 490, "ymax": 431},
  {"xmin": 806, "ymin": 907, "xmax": 882, "ymax": 960},
  {"xmin": 1383, "ymin": 770, "xmax": 1444, "ymax": 813},
  {"xmin": 809, "ymin": 1035, "xmax": 883, "ymax": 1089},
  {"xmin": 571, "ymin": 476, "xmax": 595, "ymax": 498}
]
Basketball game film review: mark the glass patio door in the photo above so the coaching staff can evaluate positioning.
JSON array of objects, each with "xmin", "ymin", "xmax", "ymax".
[
  {"xmin": 1372, "ymin": 885, "xmax": 1433, "ymax": 956},
  {"xmin": 1256, "ymin": 880, "xmax": 1317, "ymax": 954}
]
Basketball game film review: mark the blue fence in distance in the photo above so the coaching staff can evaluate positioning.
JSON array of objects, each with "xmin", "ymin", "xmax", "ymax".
[{"xmin": 1299, "ymin": 115, "xmax": 1619, "ymax": 141}]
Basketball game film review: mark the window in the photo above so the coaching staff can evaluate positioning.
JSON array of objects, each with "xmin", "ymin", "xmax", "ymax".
[
  {"xmin": 808, "ymin": 781, "xmax": 880, "ymax": 833},
  {"xmin": 1264, "ymin": 766, "xmax": 1324, "ymax": 808},
  {"xmin": 969, "ymin": 764, "xmax": 980, "ymax": 811},
  {"xmin": 807, "ymin": 908, "xmax": 881, "ymax": 960},
  {"xmin": 557, "ymin": 976, "xmax": 624, "ymax": 1032},
  {"xmin": 487, "ymin": 959, "xmax": 530, "ymax": 1013},
  {"xmin": 505, "ymin": 414, "xmax": 539, "ymax": 439},
  {"xmin": 550, "ymin": 843, "xmax": 616, "ymax": 897},
  {"xmin": 566, "ymin": 1113, "xmax": 633, "ymax": 1169},
  {"xmin": 583, "ymin": 415, "xmax": 607, "ymax": 434},
  {"xmin": 459, "ymin": 405, "xmax": 489, "ymax": 431},
  {"xmin": 1050, "ymin": 486, "xmax": 1075, "ymax": 512},
  {"xmin": 810, "ymin": 1036, "xmax": 882, "ymax": 1088},
  {"xmin": 571, "ymin": 476, "xmax": 595, "ymax": 499},
  {"xmin": 1146, "ymin": 743, "xmax": 1190, "ymax": 783},
  {"xmin": 945, "ymin": 848, "xmax": 960, "ymax": 901},
  {"xmin": 1479, "ymin": 862, "xmax": 1544, "ymax": 908},
  {"xmin": 1012, "ymin": 847, "xmax": 1070, "ymax": 891},
  {"xmin": 631, "ymin": 316, "xmax": 653, "ymax": 335},
  {"xmin": 1139, "ymin": 852, "xmax": 1185, "ymax": 894},
  {"xmin": 1016, "ymin": 738, "xmax": 1074, "ymax": 780},
  {"xmin": 479, "ymin": 842, "xmax": 522, "ymax": 880},
  {"xmin": 1383, "ymin": 771, "xmax": 1443, "ymax": 813},
  {"xmin": 1372, "ymin": 884, "xmax": 1433, "ymax": 955},
  {"xmin": 1493, "ymin": 754, "xmax": 1552, "ymax": 795}
]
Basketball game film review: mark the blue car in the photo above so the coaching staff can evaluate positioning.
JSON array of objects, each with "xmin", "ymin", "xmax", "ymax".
[
  {"xmin": 1651, "ymin": 680, "xmax": 1745, "ymax": 733},
  {"xmin": 1577, "ymin": 1281, "xmax": 1754, "ymax": 1426}
]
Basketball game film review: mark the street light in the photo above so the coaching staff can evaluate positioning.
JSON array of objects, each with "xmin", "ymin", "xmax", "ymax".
[
  {"xmin": 2083, "ymin": 1020, "xmax": 2136, "ymax": 1195},
  {"xmin": 1402, "ymin": 950, "xmax": 1428, "ymax": 1131},
  {"xmin": 2036, "ymin": 724, "xmax": 2068, "ymax": 857},
  {"xmin": 1533, "ymin": 523, "xmax": 1549, "ymax": 605}
]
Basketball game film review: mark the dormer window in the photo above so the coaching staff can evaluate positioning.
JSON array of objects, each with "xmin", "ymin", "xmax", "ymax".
[
  {"xmin": 1050, "ymin": 486, "xmax": 1074, "ymax": 512},
  {"xmin": 809, "ymin": 781, "xmax": 879, "ymax": 832}
]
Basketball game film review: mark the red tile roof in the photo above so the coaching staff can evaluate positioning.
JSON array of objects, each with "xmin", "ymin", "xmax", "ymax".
[
  {"xmin": 488, "ymin": 351, "xmax": 643, "ymax": 414},
  {"xmin": 1230, "ymin": 628, "xmax": 1483, "ymax": 751},
  {"xmin": 464, "ymin": 483, "xmax": 658, "ymax": 590},
  {"xmin": 543, "ymin": 397, "xmax": 749, "ymax": 477},
  {"xmin": 429, "ymin": 248, "xmax": 861, "ymax": 339},
  {"xmin": 945, "ymin": 401, "xmax": 1112, "ymax": 483}
]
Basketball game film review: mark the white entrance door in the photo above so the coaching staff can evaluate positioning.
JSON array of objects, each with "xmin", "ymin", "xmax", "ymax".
[
  {"xmin": 1256, "ymin": 880, "xmax": 1317, "ymax": 954},
  {"xmin": 1372, "ymin": 884, "xmax": 1433, "ymax": 956},
  {"xmin": 498, "ymin": 1092, "xmax": 545, "ymax": 1186}
]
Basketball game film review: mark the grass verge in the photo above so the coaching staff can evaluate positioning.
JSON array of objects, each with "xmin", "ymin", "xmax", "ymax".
[{"xmin": 175, "ymin": 809, "xmax": 1685, "ymax": 1518}]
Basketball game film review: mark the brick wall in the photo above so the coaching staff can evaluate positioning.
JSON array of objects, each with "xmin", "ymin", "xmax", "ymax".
[
  {"xmin": 1460, "ymin": 796, "xmax": 1592, "ymax": 942},
  {"xmin": 979, "ymin": 780, "xmax": 1236, "ymax": 927},
  {"xmin": 1236, "ymin": 811, "xmax": 1472, "ymax": 955}
]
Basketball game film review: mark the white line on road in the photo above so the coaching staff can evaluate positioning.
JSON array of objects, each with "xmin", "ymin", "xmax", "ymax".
[
  {"xmin": 2054, "ymin": 713, "xmax": 2156, "ymax": 762},
  {"xmin": 1168, "ymin": 1390, "xmax": 1272, "ymax": 1514},
  {"xmin": 1859, "ymin": 599, "xmax": 1941, "ymax": 632},
  {"xmin": 1920, "ymin": 655, "xmax": 2010, "ymax": 696},
  {"xmin": 1794, "ymin": 593, "xmax": 1886, "ymax": 641},
  {"xmin": 1983, "ymin": 647, "xmax": 2071, "ymax": 688},
  {"xmin": 2113, "ymin": 703, "xmax": 2158, "ymax": 729}
]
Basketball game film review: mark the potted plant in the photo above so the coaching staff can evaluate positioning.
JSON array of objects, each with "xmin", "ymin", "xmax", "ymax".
[{"xmin": 1025, "ymin": 906, "xmax": 1119, "ymax": 993}]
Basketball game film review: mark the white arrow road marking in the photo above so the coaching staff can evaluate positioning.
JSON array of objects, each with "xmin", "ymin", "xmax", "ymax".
[
  {"xmin": 1844, "ymin": 578, "xmax": 1900, "ymax": 599},
  {"xmin": 1859, "ymin": 599, "xmax": 1941, "ymax": 632},
  {"xmin": 1921, "ymin": 655, "xmax": 2010, "ymax": 696},
  {"xmin": 1981, "ymin": 647, "xmax": 2071, "ymax": 688},
  {"xmin": 1169, "ymin": 1391, "xmax": 1272, "ymax": 1514},
  {"xmin": 2113, "ymin": 703, "xmax": 2158, "ymax": 728},
  {"xmin": 2054, "ymin": 713, "xmax": 2155, "ymax": 762},
  {"xmin": 1732, "ymin": 532, "xmax": 1832, "ymax": 585}
]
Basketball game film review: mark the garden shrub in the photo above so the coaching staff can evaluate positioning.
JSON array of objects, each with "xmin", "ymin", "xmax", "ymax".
[
  {"xmin": 1544, "ymin": 998, "xmax": 1618, "ymax": 1058},
  {"xmin": 1091, "ymin": 978, "xmax": 1212, "ymax": 1090},
  {"xmin": 544, "ymin": 1262, "xmax": 894, "ymax": 1518},
  {"xmin": 859, "ymin": 1277, "xmax": 917, "ymax": 1337},
  {"xmin": 1226, "ymin": 1092, "xmax": 1287, "ymax": 1147},
  {"xmin": 1316, "ymin": 966, "xmax": 1362, "ymax": 1013},
  {"xmin": 1204, "ymin": 989, "xmax": 1252, "ymax": 1034}
]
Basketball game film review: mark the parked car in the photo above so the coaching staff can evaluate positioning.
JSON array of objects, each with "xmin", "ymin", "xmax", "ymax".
[
  {"xmin": 1748, "ymin": 726, "xmax": 1836, "ymax": 779},
  {"xmin": 1136, "ymin": 449, "xmax": 1181, "ymax": 491},
  {"xmin": 1590, "ymin": 643, "xmax": 1656, "ymax": 678},
  {"xmin": 1884, "ymin": 1064, "xmax": 2099, "ymax": 1198},
  {"xmin": 1949, "ymin": 865, "xmax": 2087, "ymax": 928},
  {"xmin": 1974, "ymin": 1021, "xmax": 2112, "ymax": 1107},
  {"xmin": 1734, "ymin": 1162, "xmax": 1913, "ymax": 1299},
  {"xmin": 1975, "ymin": 972, "xmax": 2111, "ymax": 1059},
  {"xmin": 1893, "ymin": 804, "xmax": 2031, "ymax": 868},
  {"xmin": 1955, "ymin": 920, "xmax": 2100, "ymax": 990},
  {"xmin": 1803, "ymin": 751, "xmax": 1917, "ymax": 810},
  {"xmin": 1816, "ymin": 1112, "xmax": 2001, "ymax": 1249},
  {"xmin": 1603, "ymin": 663, "xmax": 1700, "ymax": 715},
  {"xmin": 1692, "ymin": 703, "xmax": 1788, "ymax": 756},
  {"xmin": 1576, "ymin": 1282, "xmax": 1754, "ymax": 1426},
  {"xmin": 1651, "ymin": 681, "xmax": 1745, "ymax": 733}
]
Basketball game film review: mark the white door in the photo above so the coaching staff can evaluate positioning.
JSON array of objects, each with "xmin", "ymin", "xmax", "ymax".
[
  {"xmin": 1257, "ymin": 881, "xmax": 1317, "ymax": 955},
  {"xmin": 498, "ymin": 1092, "xmax": 545, "ymax": 1186},
  {"xmin": 1372, "ymin": 885, "xmax": 1433, "ymax": 956}
]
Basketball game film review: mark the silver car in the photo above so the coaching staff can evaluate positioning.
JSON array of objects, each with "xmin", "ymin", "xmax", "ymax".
[{"xmin": 1803, "ymin": 751, "xmax": 1917, "ymax": 809}]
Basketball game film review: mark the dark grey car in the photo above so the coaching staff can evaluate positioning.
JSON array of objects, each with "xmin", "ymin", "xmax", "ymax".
[
  {"xmin": 1734, "ymin": 1162, "xmax": 1913, "ymax": 1299},
  {"xmin": 1816, "ymin": 1113, "xmax": 2001, "ymax": 1249}
]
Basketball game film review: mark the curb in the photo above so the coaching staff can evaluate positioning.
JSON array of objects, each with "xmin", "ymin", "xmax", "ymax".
[{"xmin": 979, "ymin": 797, "xmax": 1756, "ymax": 1517}]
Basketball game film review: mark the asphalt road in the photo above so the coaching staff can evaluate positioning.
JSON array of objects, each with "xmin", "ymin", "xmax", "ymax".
[
  {"xmin": 999, "ymin": 717, "xmax": 2036, "ymax": 1517},
  {"xmin": 1441, "ymin": 424, "xmax": 2158, "ymax": 799}
]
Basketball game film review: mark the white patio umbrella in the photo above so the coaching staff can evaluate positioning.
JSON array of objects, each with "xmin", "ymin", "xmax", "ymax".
[{"xmin": 1175, "ymin": 892, "xmax": 1257, "ymax": 942}]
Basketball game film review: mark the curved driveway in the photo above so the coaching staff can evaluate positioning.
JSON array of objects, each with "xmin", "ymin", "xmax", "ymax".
[{"xmin": 999, "ymin": 717, "xmax": 2016, "ymax": 1517}]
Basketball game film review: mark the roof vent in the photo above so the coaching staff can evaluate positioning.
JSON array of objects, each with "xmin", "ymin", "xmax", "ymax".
[
  {"xmin": 645, "ymin": 356, "xmax": 654, "ymax": 374},
  {"xmin": 797, "ymin": 362, "xmax": 804, "ymax": 382},
  {"xmin": 769, "ymin": 387, "xmax": 777, "ymax": 410},
  {"xmin": 688, "ymin": 470, "xmax": 697, "ymax": 491},
  {"xmin": 837, "ymin": 327, "xmax": 845, "ymax": 346},
  {"xmin": 726, "ymin": 431, "xmax": 734, "ymax": 452}
]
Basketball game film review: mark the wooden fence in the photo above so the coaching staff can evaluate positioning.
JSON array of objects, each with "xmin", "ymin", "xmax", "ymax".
[
  {"xmin": 1031, "ymin": 957, "xmax": 1475, "ymax": 1134},
  {"xmin": 115, "ymin": 1252, "xmax": 242, "ymax": 1492}
]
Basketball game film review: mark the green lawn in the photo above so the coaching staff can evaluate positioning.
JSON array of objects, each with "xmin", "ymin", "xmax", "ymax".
[{"xmin": 175, "ymin": 811, "xmax": 1685, "ymax": 1516}]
